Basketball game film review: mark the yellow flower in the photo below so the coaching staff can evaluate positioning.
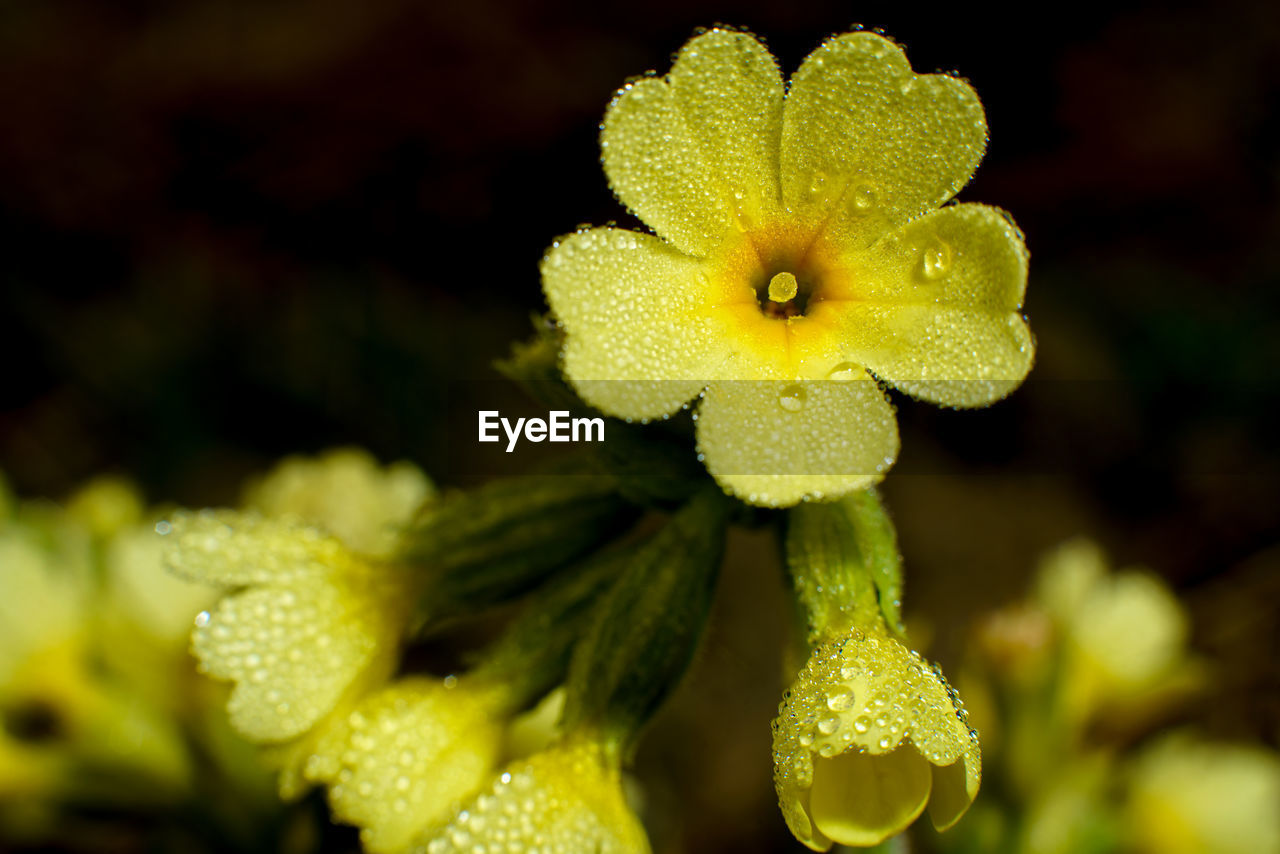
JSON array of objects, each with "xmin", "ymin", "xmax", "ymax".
[
  {"xmin": 303, "ymin": 676, "xmax": 508, "ymax": 854},
  {"xmin": 1127, "ymin": 735, "xmax": 1280, "ymax": 854},
  {"xmin": 161, "ymin": 451, "xmax": 432, "ymax": 795},
  {"xmin": 0, "ymin": 496, "xmax": 194, "ymax": 806},
  {"xmin": 162, "ymin": 510, "xmax": 416, "ymax": 787},
  {"xmin": 411, "ymin": 739, "xmax": 650, "ymax": 854},
  {"xmin": 542, "ymin": 29, "xmax": 1032, "ymax": 507},
  {"xmin": 1035, "ymin": 538, "xmax": 1197, "ymax": 721},
  {"xmin": 773, "ymin": 626, "xmax": 980, "ymax": 849}
]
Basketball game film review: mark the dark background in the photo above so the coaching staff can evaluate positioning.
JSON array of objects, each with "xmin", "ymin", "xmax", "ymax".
[{"xmin": 2, "ymin": 1, "xmax": 1278, "ymax": 850}]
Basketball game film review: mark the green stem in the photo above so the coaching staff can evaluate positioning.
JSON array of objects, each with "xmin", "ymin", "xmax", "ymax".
[{"xmin": 784, "ymin": 489, "xmax": 906, "ymax": 643}]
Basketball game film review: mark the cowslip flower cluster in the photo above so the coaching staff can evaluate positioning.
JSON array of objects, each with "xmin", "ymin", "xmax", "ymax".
[
  {"xmin": 543, "ymin": 27, "xmax": 1033, "ymax": 507},
  {"xmin": 161, "ymin": 450, "xmax": 661, "ymax": 852},
  {"xmin": 149, "ymin": 28, "xmax": 1036, "ymax": 852}
]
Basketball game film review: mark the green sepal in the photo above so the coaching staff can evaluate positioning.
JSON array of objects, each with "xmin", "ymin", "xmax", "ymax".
[
  {"xmin": 785, "ymin": 489, "xmax": 906, "ymax": 643},
  {"xmin": 469, "ymin": 548, "xmax": 628, "ymax": 711},
  {"xmin": 399, "ymin": 467, "xmax": 636, "ymax": 629},
  {"xmin": 561, "ymin": 488, "xmax": 730, "ymax": 755}
]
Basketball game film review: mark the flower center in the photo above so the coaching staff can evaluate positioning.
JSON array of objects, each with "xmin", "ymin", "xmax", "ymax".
[{"xmin": 758, "ymin": 270, "xmax": 813, "ymax": 319}]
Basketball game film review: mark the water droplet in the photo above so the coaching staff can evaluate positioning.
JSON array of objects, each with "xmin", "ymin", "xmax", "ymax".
[
  {"xmin": 808, "ymin": 172, "xmax": 828, "ymax": 198},
  {"xmin": 778, "ymin": 384, "xmax": 806, "ymax": 413},
  {"xmin": 921, "ymin": 238, "xmax": 953, "ymax": 280},
  {"xmin": 850, "ymin": 183, "xmax": 876, "ymax": 211},
  {"xmin": 826, "ymin": 685, "xmax": 855, "ymax": 711},
  {"xmin": 826, "ymin": 362, "xmax": 862, "ymax": 382},
  {"xmin": 818, "ymin": 717, "xmax": 840, "ymax": 735}
]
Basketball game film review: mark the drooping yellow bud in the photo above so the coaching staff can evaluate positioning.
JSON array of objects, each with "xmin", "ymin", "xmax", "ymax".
[
  {"xmin": 768, "ymin": 271, "xmax": 799, "ymax": 303},
  {"xmin": 772, "ymin": 626, "xmax": 980, "ymax": 850}
]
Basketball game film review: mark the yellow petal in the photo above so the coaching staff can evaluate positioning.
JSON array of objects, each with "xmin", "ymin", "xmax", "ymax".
[
  {"xmin": 195, "ymin": 579, "xmax": 388, "ymax": 742},
  {"xmin": 928, "ymin": 758, "xmax": 974, "ymax": 831},
  {"xmin": 106, "ymin": 522, "xmax": 217, "ymax": 644},
  {"xmin": 781, "ymin": 33, "xmax": 986, "ymax": 244},
  {"xmin": 810, "ymin": 746, "xmax": 933, "ymax": 846},
  {"xmin": 164, "ymin": 510, "xmax": 345, "ymax": 588},
  {"xmin": 542, "ymin": 227, "xmax": 725, "ymax": 420},
  {"xmin": 824, "ymin": 204, "xmax": 1032, "ymax": 405},
  {"xmin": 244, "ymin": 449, "xmax": 433, "ymax": 557},
  {"xmin": 307, "ymin": 677, "xmax": 505, "ymax": 854},
  {"xmin": 601, "ymin": 29, "xmax": 784, "ymax": 255},
  {"xmin": 841, "ymin": 204, "xmax": 1029, "ymax": 311},
  {"xmin": 696, "ymin": 378, "xmax": 898, "ymax": 507},
  {"xmin": 413, "ymin": 740, "xmax": 650, "ymax": 854},
  {"xmin": 168, "ymin": 511, "xmax": 414, "ymax": 742}
]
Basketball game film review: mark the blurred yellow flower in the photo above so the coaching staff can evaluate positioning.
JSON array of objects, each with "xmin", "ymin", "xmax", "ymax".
[
  {"xmin": 1035, "ymin": 538, "xmax": 1197, "ymax": 722},
  {"xmin": 412, "ymin": 739, "xmax": 650, "ymax": 854},
  {"xmin": 304, "ymin": 676, "xmax": 508, "ymax": 854},
  {"xmin": 543, "ymin": 28, "xmax": 1032, "ymax": 507},
  {"xmin": 773, "ymin": 626, "xmax": 980, "ymax": 849},
  {"xmin": 1127, "ymin": 735, "xmax": 1280, "ymax": 854},
  {"xmin": 162, "ymin": 451, "xmax": 432, "ymax": 795},
  {"xmin": 0, "ymin": 480, "xmax": 218, "ymax": 818},
  {"xmin": 163, "ymin": 511, "xmax": 414, "ymax": 771}
]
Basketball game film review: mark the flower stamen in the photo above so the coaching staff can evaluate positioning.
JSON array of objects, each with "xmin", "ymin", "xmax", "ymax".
[{"xmin": 768, "ymin": 272, "xmax": 799, "ymax": 303}]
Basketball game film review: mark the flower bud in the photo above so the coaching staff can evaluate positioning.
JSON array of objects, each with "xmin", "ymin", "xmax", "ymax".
[{"xmin": 773, "ymin": 626, "xmax": 980, "ymax": 849}]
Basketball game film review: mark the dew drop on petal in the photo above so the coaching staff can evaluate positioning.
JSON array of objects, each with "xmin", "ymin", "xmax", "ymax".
[
  {"xmin": 921, "ymin": 238, "xmax": 953, "ymax": 280},
  {"xmin": 850, "ymin": 183, "xmax": 876, "ymax": 211},
  {"xmin": 826, "ymin": 362, "xmax": 862, "ymax": 382},
  {"xmin": 778, "ymin": 384, "xmax": 806, "ymax": 413}
]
